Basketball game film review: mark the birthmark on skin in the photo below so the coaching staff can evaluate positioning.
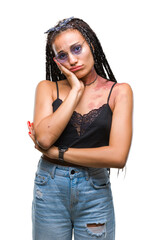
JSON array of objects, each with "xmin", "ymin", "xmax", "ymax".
[
  {"xmin": 94, "ymin": 81, "xmax": 109, "ymax": 91},
  {"xmin": 88, "ymin": 102, "xmax": 95, "ymax": 109},
  {"xmin": 88, "ymin": 100, "xmax": 105, "ymax": 110}
]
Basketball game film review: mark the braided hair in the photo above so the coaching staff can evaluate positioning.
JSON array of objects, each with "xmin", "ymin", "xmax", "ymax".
[{"xmin": 45, "ymin": 17, "xmax": 117, "ymax": 83}]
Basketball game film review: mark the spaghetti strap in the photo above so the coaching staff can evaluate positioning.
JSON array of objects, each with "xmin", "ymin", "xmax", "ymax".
[
  {"xmin": 107, "ymin": 82, "xmax": 117, "ymax": 104},
  {"xmin": 55, "ymin": 81, "xmax": 59, "ymax": 99}
]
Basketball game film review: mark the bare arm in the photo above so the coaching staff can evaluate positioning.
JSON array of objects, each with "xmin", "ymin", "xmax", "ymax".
[
  {"xmin": 64, "ymin": 83, "xmax": 133, "ymax": 168},
  {"xmin": 33, "ymin": 61, "xmax": 84, "ymax": 149},
  {"xmin": 33, "ymin": 83, "xmax": 133, "ymax": 168}
]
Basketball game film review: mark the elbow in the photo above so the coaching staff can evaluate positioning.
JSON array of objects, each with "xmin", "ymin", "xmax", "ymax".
[
  {"xmin": 36, "ymin": 138, "xmax": 51, "ymax": 150},
  {"xmin": 117, "ymin": 160, "xmax": 126, "ymax": 169},
  {"xmin": 34, "ymin": 126, "xmax": 56, "ymax": 150},
  {"xmin": 116, "ymin": 155, "xmax": 128, "ymax": 169},
  {"xmin": 111, "ymin": 149, "xmax": 127, "ymax": 169},
  {"xmin": 35, "ymin": 134, "xmax": 53, "ymax": 150}
]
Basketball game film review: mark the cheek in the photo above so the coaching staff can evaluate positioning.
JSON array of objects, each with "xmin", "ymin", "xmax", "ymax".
[
  {"xmin": 83, "ymin": 51, "xmax": 94, "ymax": 67},
  {"xmin": 74, "ymin": 69, "xmax": 87, "ymax": 79}
]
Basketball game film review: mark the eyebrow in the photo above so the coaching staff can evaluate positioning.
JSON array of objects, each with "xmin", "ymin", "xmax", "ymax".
[{"xmin": 57, "ymin": 41, "xmax": 81, "ymax": 54}]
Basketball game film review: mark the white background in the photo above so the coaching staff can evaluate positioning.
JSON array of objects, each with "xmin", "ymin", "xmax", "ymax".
[{"xmin": 0, "ymin": 0, "xmax": 161, "ymax": 239}]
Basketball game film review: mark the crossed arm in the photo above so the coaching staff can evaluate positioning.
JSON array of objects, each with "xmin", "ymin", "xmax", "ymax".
[
  {"xmin": 62, "ymin": 83, "xmax": 133, "ymax": 169},
  {"xmin": 28, "ymin": 79, "xmax": 133, "ymax": 169}
]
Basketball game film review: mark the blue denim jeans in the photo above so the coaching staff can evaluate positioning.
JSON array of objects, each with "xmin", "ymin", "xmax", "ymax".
[{"xmin": 32, "ymin": 158, "xmax": 115, "ymax": 239}]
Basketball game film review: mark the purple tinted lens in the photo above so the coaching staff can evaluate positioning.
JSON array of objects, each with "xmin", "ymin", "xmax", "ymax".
[
  {"xmin": 56, "ymin": 43, "xmax": 83, "ymax": 63},
  {"xmin": 57, "ymin": 52, "xmax": 68, "ymax": 63},
  {"xmin": 71, "ymin": 45, "xmax": 82, "ymax": 55}
]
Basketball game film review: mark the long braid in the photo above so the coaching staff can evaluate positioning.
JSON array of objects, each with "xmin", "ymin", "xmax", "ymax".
[
  {"xmin": 93, "ymin": 36, "xmax": 116, "ymax": 82},
  {"xmin": 45, "ymin": 17, "xmax": 117, "ymax": 83},
  {"xmin": 45, "ymin": 44, "xmax": 51, "ymax": 80},
  {"xmin": 66, "ymin": 19, "xmax": 110, "ymax": 80},
  {"xmin": 84, "ymin": 24, "xmax": 116, "ymax": 82}
]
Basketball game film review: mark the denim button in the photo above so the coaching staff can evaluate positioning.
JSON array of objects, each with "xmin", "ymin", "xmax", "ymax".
[{"xmin": 71, "ymin": 170, "xmax": 75, "ymax": 174}]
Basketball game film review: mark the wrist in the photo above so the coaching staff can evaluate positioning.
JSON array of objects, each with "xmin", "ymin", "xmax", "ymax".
[
  {"xmin": 58, "ymin": 146, "xmax": 69, "ymax": 161},
  {"xmin": 45, "ymin": 146, "xmax": 58, "ymax": 159},
  {"xmin": 71, "ymin": 83, "xmax": 84, "ymax": 93},
  {"xmin": 71, "ymin": 87, "xmax": 84, "ymax": 101}
]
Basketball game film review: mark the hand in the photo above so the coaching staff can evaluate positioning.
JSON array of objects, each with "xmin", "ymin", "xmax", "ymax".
[
  {"xmin": 27, "ymin": 121, "xmax": 58, "ymax": 159},
  {"xmin": 27, "ymin": 121, "xmax": 36, "ymax": 145},
  {"xmin": 54, "ymin": 58, "xmax": 84, "ymax": 94}
]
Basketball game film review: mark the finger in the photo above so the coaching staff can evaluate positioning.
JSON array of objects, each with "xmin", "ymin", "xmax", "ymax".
[
  {"xmin": 27, "ymin": 121, "xmax": 33, "ymax": 134},
  {"xmin": 27, "ymin": 122, "xmax": 35, "ymax": 139},
  {"xmin": 28, "ymin": 132, "xmax": 34, "ymax": 141},
  {"xmin": 27, "ymin": 121, "xmax": 31, "ymax": 127},
  {"xmin": 35, "ymin": 144, "xmax": 38, "ymax": 149},
  {"xmin": 28, "ymin": 131, "xmax": 36, "ymax": 143},
  {"xmin": 28, "ymin": 131, "xmax": 31, "ymax": 136},
  {"xmin": 53, "ymin": 58, "xmax": 73, "ymax": 78},
  {"xmin": 27, "ymin": 121, "xmax": 31, "ymax": 130},
  {"xmin": 30, "ymin": 122, "xmax": 35, "ymax": 135}
]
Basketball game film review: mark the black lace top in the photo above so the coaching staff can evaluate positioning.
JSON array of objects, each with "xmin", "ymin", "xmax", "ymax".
[{"xmin": 52, "ymin": 82, "xmax": 116, "ymax": 148}]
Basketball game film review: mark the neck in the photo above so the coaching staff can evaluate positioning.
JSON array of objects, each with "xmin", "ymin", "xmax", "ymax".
[{"xmin": 80, "ymin": 67, "xmax": 97, "ymax": 86}]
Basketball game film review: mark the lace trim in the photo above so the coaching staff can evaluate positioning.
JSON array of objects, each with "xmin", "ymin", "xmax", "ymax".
[{"xmin": 70, "ymin": 104, "xmax": 107, "ymax": 136}]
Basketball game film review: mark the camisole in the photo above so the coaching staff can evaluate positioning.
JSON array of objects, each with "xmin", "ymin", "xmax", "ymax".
[{"xmin": 52, "ymin": 81, "xmax": 116, "ymax": 149}]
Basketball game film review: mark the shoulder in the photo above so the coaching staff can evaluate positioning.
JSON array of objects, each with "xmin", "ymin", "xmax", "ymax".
[
  {"xmin": 35, "ymin": 79, "xmax": 70, "ymax": 100},
  {"xmin": 113, "ymin": 82, "xmax": 133, "ymax": 111},
  {"xmin": 116, "ymin": 82, "xmax": 132, "ymax": 92},
  {"xmin": 35, "ymin": 80, "xmax": 57, "ymax": 101},
  {"xmin": 36, "ymin": 79, "xmax": 69, "ymax": 87},
  {"xmin": 99, "ymin": 78, "xmax": 132, "ymax": 94},
  {"xmin": 36, "ymin": 80, "xmax": 55, "ymax": 89},
  {"xmin": 35, "ymin": 79, "xmax": 59, "ymax": 95},
  {"xmin": 114, "ymin": 82, "xmax": 133, "ymax": 100}
]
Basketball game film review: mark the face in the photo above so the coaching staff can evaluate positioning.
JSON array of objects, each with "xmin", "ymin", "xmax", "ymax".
[{"xmin": 52, "ymin": 29, "xmax": 95, "ymax": 79}]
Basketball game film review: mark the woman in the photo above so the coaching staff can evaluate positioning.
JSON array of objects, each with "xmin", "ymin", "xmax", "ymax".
[{"xmin": 28, "ymin": 17, "xmax": 133, "ymax": 240}]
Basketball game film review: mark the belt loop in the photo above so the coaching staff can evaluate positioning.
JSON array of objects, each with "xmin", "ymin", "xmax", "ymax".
[
  {"xmin": 38, "ymin": 158, "xmax": 42, "ymax": 168},
  {"xmin": 107, "ymin": 168, "xmax": 110, "ymax": 175},
  {"xmin": 85, "ymin": 168, "xmax": 89, "ymax": 181},
  {"xmin": 51, "ymin": 165, "xmax": 56, "ymax": 179}
]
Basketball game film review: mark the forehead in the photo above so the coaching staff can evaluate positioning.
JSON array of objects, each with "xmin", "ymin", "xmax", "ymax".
[{"xmin": 52, "ymin": 29, "xmax": 85, "ymax": 52}]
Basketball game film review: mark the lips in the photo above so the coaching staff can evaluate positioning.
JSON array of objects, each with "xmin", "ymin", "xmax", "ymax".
[{"xmin": 70, "ymin": 65, "xmax": 83, "ymax": 72}]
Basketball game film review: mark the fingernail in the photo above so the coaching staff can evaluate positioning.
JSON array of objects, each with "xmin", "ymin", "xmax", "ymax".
[
  {"xmin": 27, "ymin": 121, "xmax": 31, "ymax": 127},
  {"xmin": 53, "ymin": 58, "xmax": 60, "ymax": 65},
  {"xmin": 28, "ymin": 132, "xmax": 31, "ymax": 135}
]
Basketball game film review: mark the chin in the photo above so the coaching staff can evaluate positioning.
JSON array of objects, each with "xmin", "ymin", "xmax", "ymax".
[
  {"xmin": 74, "ymin": 70, "xmax": 86, "ymax": 79},
  {"xmin": 74, "ymin": 67, "xmax": 94, "ymax": 80}
]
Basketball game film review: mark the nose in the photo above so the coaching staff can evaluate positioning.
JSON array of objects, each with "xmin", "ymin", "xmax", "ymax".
[{"xmin": 68, "ymin": 52, "xmax": 78, "ymax": 65}]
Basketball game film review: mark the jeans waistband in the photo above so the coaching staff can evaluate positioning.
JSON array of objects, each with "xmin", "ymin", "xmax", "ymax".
[{"xmin": 38, "ymin": 157, "xmax": 110, "ymax": 180}]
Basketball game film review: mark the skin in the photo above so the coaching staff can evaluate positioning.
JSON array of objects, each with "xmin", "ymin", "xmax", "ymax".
[{"xmin": 28, "ymin": 29, "xmax": 133, "ymax": 169}]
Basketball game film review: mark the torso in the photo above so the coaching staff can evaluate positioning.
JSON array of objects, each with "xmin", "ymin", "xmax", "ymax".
[
  {"xmin": 51, "ymin": 76, "xmax": 117, "ymax": 114},
  {"xmin": 43, "ymin": 76, "xmax": 120, "ymax": 167}
]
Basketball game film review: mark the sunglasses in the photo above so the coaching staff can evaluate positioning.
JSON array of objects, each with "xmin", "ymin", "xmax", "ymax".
[
  {"xmin": 45, "ymin": 17, "xmax": 74, "ymax": 34},
  {"xmin": 55, "ymin": 40, "xmax": 86, "ymax": 63}
]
